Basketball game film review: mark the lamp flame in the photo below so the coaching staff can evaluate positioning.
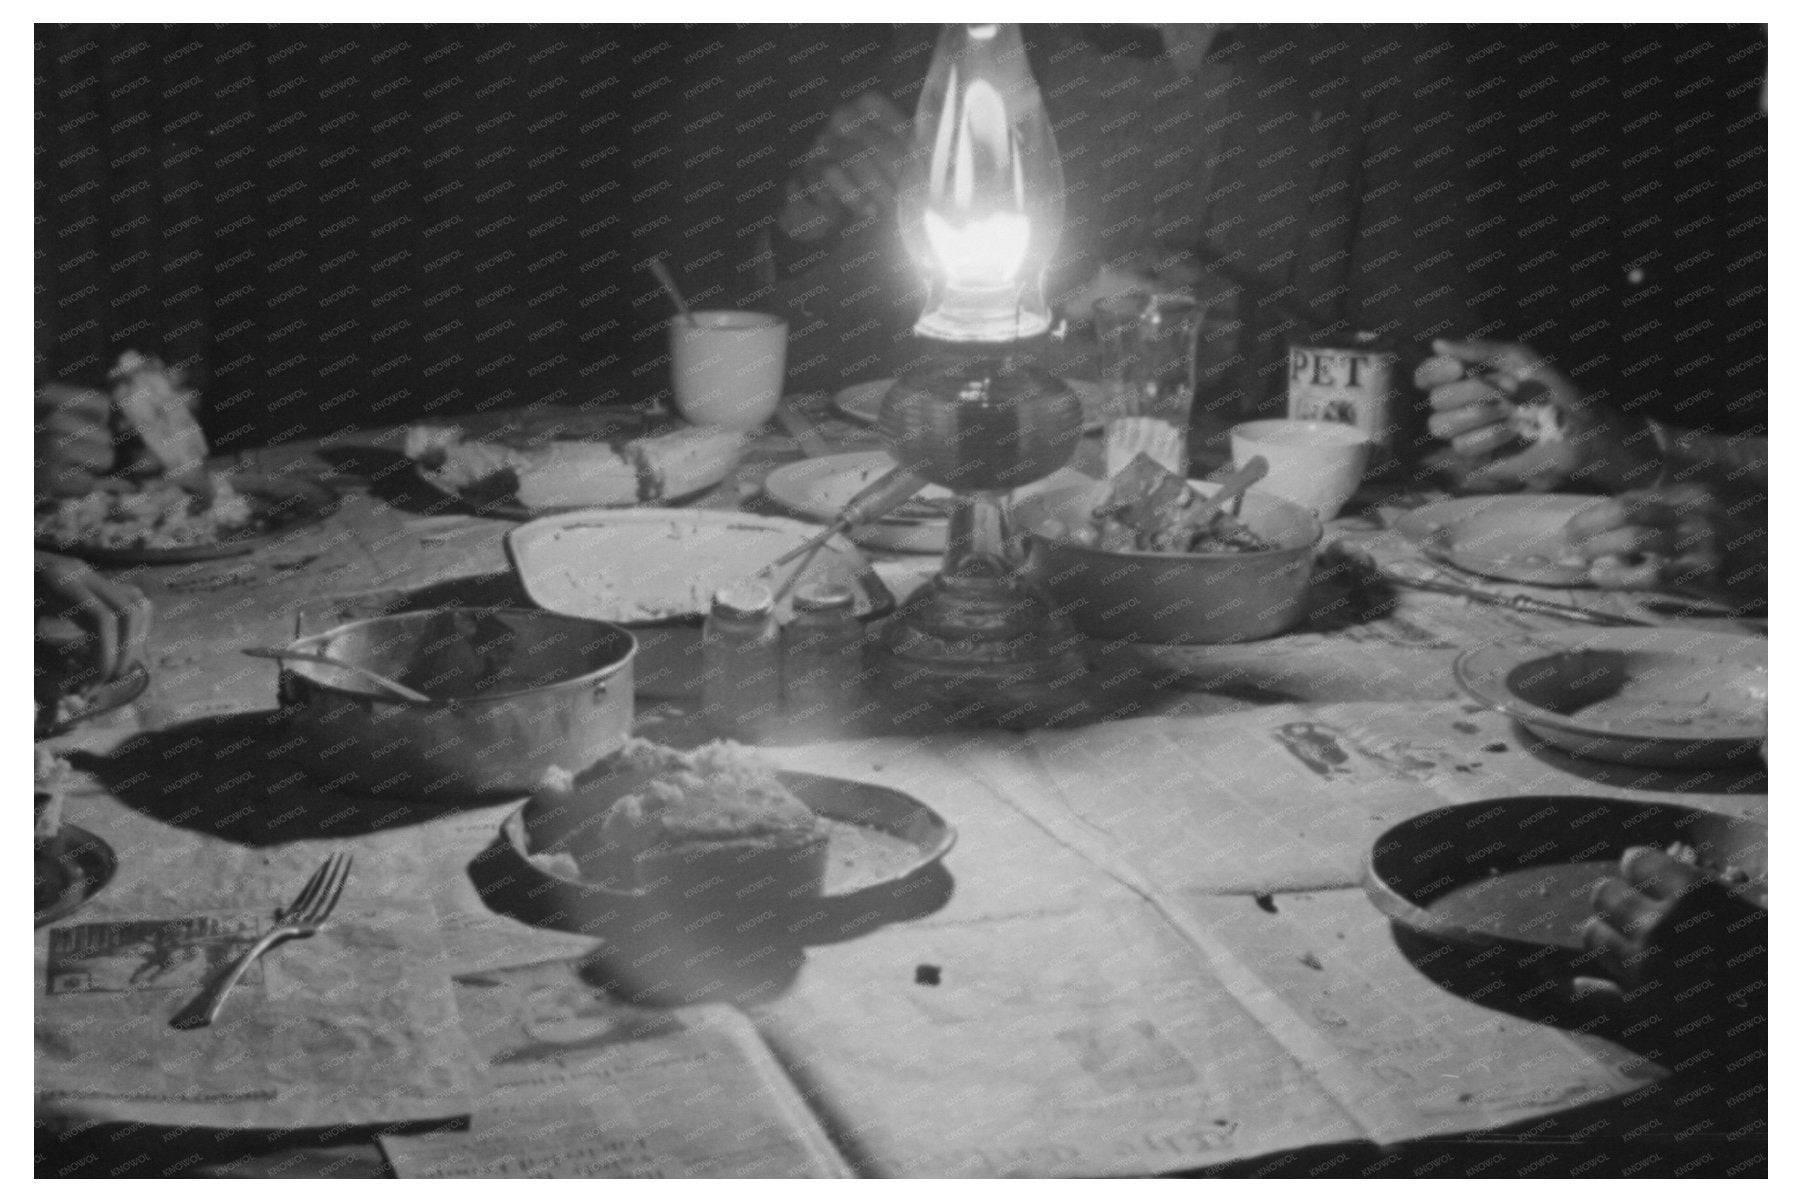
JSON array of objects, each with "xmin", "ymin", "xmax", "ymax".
[{"xmin": 899, "ymin": 24, "xmax": 1064, "ymax": 343}]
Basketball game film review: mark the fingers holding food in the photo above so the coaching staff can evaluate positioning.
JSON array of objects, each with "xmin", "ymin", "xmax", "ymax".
[
  {"xmin": 1619, "ymin": 845, "xmax": 1708, "ymax": 903},
  {"xmin": 34, "ymin": 552, "xmax": 152, "ymax": 683}
]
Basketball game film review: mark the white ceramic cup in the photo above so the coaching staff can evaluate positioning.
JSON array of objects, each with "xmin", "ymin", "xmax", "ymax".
[
  {"xmin": 669, "ymin": 310, "xmax": 788, "ymax": 429},
  {"xmin": 1230, "ymin": 418, "xmax": 1373, "ymax": 520}
]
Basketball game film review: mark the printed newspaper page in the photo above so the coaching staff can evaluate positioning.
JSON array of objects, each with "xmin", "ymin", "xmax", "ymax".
[
  {"xmin": 379, "ymin": 957, "xmax": 851, "ymax": 1178},
  {"xmin": 752, "ymin": 901, "xmax": 1365, "ymax": 1177},
  {"xmin": 956, "ymin": 705, "xmax": 1732, "ymax": 1147},
  {"xmin": 35, "ymin": 896, "xmax": 472, "ymax": 1129}
]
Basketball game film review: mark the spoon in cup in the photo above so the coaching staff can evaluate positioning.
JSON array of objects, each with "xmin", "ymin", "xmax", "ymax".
[{"xmin": 648, "ymin": 257, "xmax": 698, "ymax": 327}]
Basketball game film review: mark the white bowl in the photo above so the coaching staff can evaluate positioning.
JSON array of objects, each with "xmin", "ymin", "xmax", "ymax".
[{"xmin": 1230, "ymin": 419, "xmax": 1372, "ymax": 520}]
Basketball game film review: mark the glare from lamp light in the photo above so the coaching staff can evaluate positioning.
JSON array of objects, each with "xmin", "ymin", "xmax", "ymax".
[{"xmin": 923, "ymin": 209, "xmax": 1031, "ymax": 288}]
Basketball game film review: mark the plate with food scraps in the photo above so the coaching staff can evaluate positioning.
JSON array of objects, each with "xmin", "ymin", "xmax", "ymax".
[
  {"xmin": 36, "ymin": 661, "xmax": 151, "ymax": 738},
  {"xmin": 1365, "ymin": 796, "xmax": 1765, "ymax": 967},
  {"xmin": 485, "ymin": 768, "xmax": 954, "ymax": 922},
  {"xmin": 1455, "ymin": 627, "xmax": 1766, "ymax": 767},
  {"xmin": 35, "ymin": 472, "xmax": 340, "ymax": 566},
  {"xmin": 406, "ymin": 420, "xmax": 746, "ymax": 519},
  {"xmin": 506, "ymin": 509, "xmax": 894, "ymax": 626},
  {"xmin": 36, "ymin": 824, "xmax": 119, "ymax": 927},
  {"xmin": 1392, "ymin": 493, "xmax": 1598, "ymax": 586},
  {"xmin": 833, "ymin": 377, "xmax": 1116, "ymax": 433}
]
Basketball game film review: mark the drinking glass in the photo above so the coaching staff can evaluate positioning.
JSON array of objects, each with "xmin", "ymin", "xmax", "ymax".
[{"xmin": 1095, "ymin": 294, "xmax": 1200, "ymax": 475}]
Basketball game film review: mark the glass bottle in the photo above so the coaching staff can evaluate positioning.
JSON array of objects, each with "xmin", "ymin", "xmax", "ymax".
[
  {"xmin": 782, "ymin": 582, "xmax": 862, "ymax": 727},
  {"xmin": 701, "ymin": 583, "xmax": 782, "ymax": 739}
]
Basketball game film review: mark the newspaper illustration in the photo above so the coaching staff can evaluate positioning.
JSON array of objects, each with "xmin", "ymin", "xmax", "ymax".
[
  {"xmin": 36, "ymin": 898, "xmax": 472, "ymax": 1131},
  {"xmin": 46, "ymin": 913, "xmax": 266, "ymax": 997}
]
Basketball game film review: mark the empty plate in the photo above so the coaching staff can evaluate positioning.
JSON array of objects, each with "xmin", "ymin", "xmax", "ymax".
[
  {"xmin": 762, "ymin": 452, "xmax": 1093, "ymax": 555},
  {"xmin": 762, "ymin": 452, "xmax": 955, "ymax": 554},
  {"xmin": 1455, "ymin": 627, "xmax": 1767, "ymax": 766}
]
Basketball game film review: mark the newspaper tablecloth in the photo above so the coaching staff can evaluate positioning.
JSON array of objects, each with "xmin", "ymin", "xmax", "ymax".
[{"xmin": 34, "ymin": 403, "xmax": 1765, "ymax": 1174}]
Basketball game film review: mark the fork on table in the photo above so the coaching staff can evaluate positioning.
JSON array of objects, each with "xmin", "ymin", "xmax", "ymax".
[{"xmin": 170, "ymin": 852, "xmax": 353, "ymax": 1030}]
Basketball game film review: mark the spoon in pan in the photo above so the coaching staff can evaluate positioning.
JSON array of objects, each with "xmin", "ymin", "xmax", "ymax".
[
  {"xmin": 242, "ymin": 647, "xmax": 432, "ymax": 703},
  {"xmin": 1187, "ymin": 456, "xmax": 1269, "ymax": 526}
]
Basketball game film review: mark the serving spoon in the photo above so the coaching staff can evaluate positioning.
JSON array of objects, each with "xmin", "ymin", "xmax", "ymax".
[
  {"xmin": 1188, "ymin": 455, "xmax": 1269, "ymax": 526},
  {"xmin": 242, "ymin": 647, "xmax": 432, "ymax": 703}
]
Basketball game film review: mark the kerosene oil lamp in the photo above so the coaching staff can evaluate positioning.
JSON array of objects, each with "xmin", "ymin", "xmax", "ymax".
[{"xmin": 875, "ymin": 23, "xmax": 1087, "ymax": 722}]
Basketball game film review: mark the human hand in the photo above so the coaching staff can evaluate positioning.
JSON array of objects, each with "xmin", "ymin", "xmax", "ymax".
[
  {"xmin": 1564, "ymin": 484, "xmax": 1765, "ymax": 596},
  {"xmin": 778, "ymin": 92, "xmax": 913, "ymax": 246},
  {"xmin": 36, "ymin": 383, "xmax": 119, "ymax": 498},
  {"xmin": 1577, "ymin": 846, "xmax": 1765, "ymax": 1014},
  {"xmin": 1414, "ymin": 338, "xmax": 1662, "ymax": 493},
  {"xmin": 34, "ymin": 552, "xmax": 153, "ymax": 686}
]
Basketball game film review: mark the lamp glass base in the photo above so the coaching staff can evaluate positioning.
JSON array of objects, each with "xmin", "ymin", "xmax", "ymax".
[
  {"xmin": 873, "ymin": 342, "xmax": 1090, "ymax": 726},
  {"xmin": 877, "ymin": 563, "xmax": 1089, "ymax": 725}
]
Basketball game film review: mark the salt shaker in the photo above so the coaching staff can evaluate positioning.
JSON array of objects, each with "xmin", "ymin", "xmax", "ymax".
[
  {"xmin": 782, "ymin": 582, "xmax": 861, "ymax": 726},
  {"xmin": 701, "ymin": 582, "xmax": 782, "ymax": 738}
]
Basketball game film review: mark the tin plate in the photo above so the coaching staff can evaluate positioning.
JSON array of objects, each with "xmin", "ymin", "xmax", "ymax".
[
  {"xmin": 36, "ymin": 824, "xmax": 118, "ymax": 928},
  {"xmin": 1455, "ymin": 627, "xmax": 1766, "ymax": 767},
  {"xmin": 506, "ymin": 508, "xmax": 894, "ymax": 626},
  {"xmin": 1393, "ymin": 493, "xmax": 1597, "ymax": 586},
  {"xmin": 1365, "ymin": 796, "xmax": 1766, "ymax": 957}
]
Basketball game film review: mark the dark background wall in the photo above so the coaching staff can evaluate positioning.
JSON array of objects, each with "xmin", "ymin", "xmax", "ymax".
[
  {"xmin": 35, "ymin": 24, "xmax": 865, "ymax": 449},
  {"xmin": 35, "ymin": 24, "xmax": 1765, "ymax": 450}
]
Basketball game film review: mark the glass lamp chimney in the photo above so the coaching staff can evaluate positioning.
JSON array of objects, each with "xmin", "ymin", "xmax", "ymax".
[{"xmin": 898, "ymin": 23, "xmax": 1065, "ymax": 343}]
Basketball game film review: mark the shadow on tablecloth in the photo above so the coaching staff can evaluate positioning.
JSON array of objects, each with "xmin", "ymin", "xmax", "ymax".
[
  {"xmin": 1511, "ymin": 727, "xmax": 1767, "ymax": 795},
  {"xmin": 73, "ymin": 711, "xmax": 501, "ymax": 845}
]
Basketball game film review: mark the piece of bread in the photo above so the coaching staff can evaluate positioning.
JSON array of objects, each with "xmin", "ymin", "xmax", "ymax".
[
  {"xmin": 406, "ymin": 424, "xmax": 747, "ymax": 510},
  {"xmin": 524, "ymin": 738, "xmax": 828, "ymax": 916},
  {"xmin": 34, "ymin": 745, "xmax": 67, "ymax": 847},
  {"xmin": 513, "ymin": 442, "xmax": 641, "ymax": 509}
]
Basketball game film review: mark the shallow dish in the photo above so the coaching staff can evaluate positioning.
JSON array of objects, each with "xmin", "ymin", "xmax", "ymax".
[
  {"xmin": 506, "ymin": 508, "xmax": 894, "ymax": 626},
  {"xmin": 36, "ymin": 472, "xmax": 339, "ymax": 566},
  {"xmin": 1393, "ymin": 493, "xmax": 1597, "ymax": 586},
  {"xmin": 1455, "ymin": 628, "xmax": 1766, "ymax": 767},
  {"xmin": 762, "ymin": 452, "xmax": 956, "ymax": 553},
  {"xmin": 481, "ymin": 770, "xmax": 956, "ymax": 926},
  {"xmin": 762, "ymin": 452, "xmax": 1093, "ymax": 555},
  {"xmin": 834, "ymin": 376, "xmax": 1113, "ymax": 432},
  {"xmin": 1017, "ymin": 477, "xmax": 1323, "ymax": 644},
  {"xmin": 36, "ymin": 824, "xmax": 118, "ymax": 927},
  {"xmin": 1365, "ymin": 796, "xmax": 1766, "ymax": 961}
]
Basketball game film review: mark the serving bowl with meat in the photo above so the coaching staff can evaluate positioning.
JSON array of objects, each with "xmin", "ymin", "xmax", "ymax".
[{"xmin": 1018, "ymin": 457, "xmax": 1323, "ymax": 644}]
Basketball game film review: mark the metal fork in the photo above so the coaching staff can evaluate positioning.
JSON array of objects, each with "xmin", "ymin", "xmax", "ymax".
[{"xmin": 171, "ymin": 852, "xmax": 353, "ymax": 1030}]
